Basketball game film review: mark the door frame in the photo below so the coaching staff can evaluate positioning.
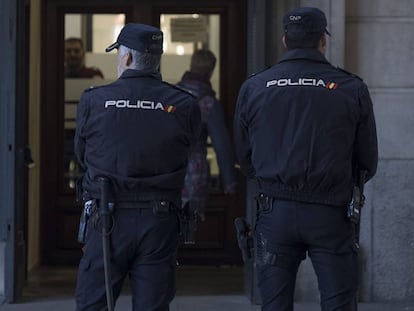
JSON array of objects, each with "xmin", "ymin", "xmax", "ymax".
[{"xmin": 40, "ymin": 0, "xmax": 246, "ymax": 265}]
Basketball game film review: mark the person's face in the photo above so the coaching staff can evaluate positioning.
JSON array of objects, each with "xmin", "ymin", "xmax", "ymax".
[{"xmin": 65, "ymin": 41, "xmax": 85, "ymax": 69}]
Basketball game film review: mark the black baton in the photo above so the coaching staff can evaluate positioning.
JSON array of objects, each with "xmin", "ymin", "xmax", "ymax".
[{"xmin": 98, "ymin": 176, "xmax": 114, "ymax": 311}]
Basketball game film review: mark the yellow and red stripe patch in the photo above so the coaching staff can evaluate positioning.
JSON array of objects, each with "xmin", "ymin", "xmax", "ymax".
[
  {"xmin": 326, "ymin": 82, "xmax": 339, "ymax": 90},
  {"xmin": 164, "ymin": 105, "xmax": 176, "ymax": 113}
]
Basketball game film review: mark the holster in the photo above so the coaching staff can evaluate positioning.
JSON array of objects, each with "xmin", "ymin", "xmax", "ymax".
[
  {"xmin": 234, "ymin": 217, "xmax": 254, "ymax": 262},
  {"xmin": 347, "ymin": 170, "xmax": 367, "ymax": 248},
  {"xmin": 347, "ymin": 185, "xmax": 362, "ymax": 224},
  {"xmin": 178, "ymin": 202, "xmax": 197, "ymax": 245},
  {"xmin": 77, "ymin": 199, "xmax": 98, "ymax": 243}
]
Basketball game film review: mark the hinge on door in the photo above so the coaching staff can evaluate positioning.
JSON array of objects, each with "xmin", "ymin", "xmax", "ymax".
[{"xmin": 0, "ymin": 220, "xmax": 10, "ymax": 241}]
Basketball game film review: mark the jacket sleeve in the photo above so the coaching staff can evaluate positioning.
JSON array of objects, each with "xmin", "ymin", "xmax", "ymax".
[
  {"xmin": 74, "ymin": 91, "xmax": 90, "ymax": 170},
  {"xmin": 233, "ymin": 83, "xmax": 255, "ymax": 178},
  {"xmin": 354, "ymin": 84, "xmax": 378, "ymax": 182},
  {"xmin": 205, "ymin": 97, "xmax": 236, "ymax": 189}
]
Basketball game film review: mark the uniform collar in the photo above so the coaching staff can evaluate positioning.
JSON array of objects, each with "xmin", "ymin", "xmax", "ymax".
[
  {"xmin": 119, "ymin": 69, "xmax": 162, "ymax": 80},
  {"xmin": 278, "ymin": 49, "xmax": 330, "ymax": 65}
]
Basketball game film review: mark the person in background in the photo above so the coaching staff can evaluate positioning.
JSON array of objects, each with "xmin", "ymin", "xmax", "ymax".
[
  {"xmin": 64, "ymin": 37, "xmax": 104, "ymax": 78},
  {"xmin": 234, "ymin": 7, "xmax": 378, "ymax": 311},
  {"xmin": 177, "ymin": 49, "xmax": 237, "ymax": 221},
  {"xmin": 74, "ymin": 23, "xmax": 200, "ymax": 310}
]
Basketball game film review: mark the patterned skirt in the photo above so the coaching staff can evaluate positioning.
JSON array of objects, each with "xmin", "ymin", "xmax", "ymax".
[{"xmin": 181, "ymin": 152, "xmax": 210, "ymax": 211}]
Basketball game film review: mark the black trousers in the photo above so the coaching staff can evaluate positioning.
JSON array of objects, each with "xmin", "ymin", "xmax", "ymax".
[
  {"xmin": 75, "ymin": 202, "xmax": 179, "ymax": 311},
  {"xmin": 255, "ymin": 199, "xmax": 358, "ymax": 311}
]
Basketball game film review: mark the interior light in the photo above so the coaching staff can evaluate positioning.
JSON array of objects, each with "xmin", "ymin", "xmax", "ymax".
[{"xmin": 176, "ymin": 45, "xmax": 185, "ymax": 55}]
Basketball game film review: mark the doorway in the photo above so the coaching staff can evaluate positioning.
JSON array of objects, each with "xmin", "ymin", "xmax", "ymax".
[{"xmin": 40, "ymin": 0, "xmax": 246, "ymax": 266}]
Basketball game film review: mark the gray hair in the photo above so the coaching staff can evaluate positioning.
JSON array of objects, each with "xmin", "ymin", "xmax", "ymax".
[{"xmin": 118, "ymin": 45, "xmax": 161, "ymax": 71}]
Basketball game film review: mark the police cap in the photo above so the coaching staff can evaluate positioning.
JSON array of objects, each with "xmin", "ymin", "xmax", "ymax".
[
  {"xmin": 105, "ymin": 23, "xmax": 163, "ymax": 54},
  {"xmin": 283, "ymin": 7, "xmax": 330, "ymax": 36}
]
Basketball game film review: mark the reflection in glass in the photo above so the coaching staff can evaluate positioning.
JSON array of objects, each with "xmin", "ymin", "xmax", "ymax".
[
  {"xmin": 160, "ymin": 14, "xmax": 222, "ymax": 191},
  {"xmin": 64, "ymin": 37, "xmax": 105, "ymax": 78},
  {"xmin": 65, "ymin": 13, "xmax": 125, "ymax": 79},
  {"xmin": 63, "ymin": 13, "xmax": 125, "ymax": 191},
  {"xmin": 160, "ymin": 14, "xmax": 220, "ymax": 92}
]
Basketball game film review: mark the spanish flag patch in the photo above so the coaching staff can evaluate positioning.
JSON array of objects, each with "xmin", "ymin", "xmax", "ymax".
[
  {"xmin": 164, "ymin": 105, "xmax": 177, "ymax": 113},
  {"xmin": 326, "ymin": 82, "xmax": 338, "ymax": 90}
]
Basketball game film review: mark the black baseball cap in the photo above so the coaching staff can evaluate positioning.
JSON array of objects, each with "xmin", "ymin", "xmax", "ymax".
[
  {"xmin": 283, "ymin": 7, "xmax": 331, "ymax": 36},
  {"xmin": 105, "ymin": 23, "xmax": 163, "ymax": 54}
]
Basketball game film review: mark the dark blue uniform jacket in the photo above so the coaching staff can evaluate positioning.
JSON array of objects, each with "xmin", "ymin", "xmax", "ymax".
[
  {"xmin": 234, "ymin": 49, "xmax": 378, "ymax": 206},
  {"xmin": 74, "ymin": 69, "xmax": 201, "ymax": 203}
]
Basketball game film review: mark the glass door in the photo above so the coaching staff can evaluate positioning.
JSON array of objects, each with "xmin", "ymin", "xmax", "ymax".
[
  {"xmin": 41, "ymin": 7, "xmax": 130, "ymax": 265},
  {"xmin": 160, "ymin": 13, "xmax": 223, "ymax": 192},
  {"xmin": 159, "ymin": 12, "xmax": 236, "ymax": 262},
  {"xmin": 63, "ymin": 13, "xmax": 125, "ymax": 192}
]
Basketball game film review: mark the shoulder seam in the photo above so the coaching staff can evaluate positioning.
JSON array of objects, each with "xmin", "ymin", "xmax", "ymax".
[
  {"xmin": 336, "ymin": 66, "xmax": 363, "ymax": 81},
  {"xmin": 163, "ymin": 81, "xmax": 196, "ymax": 98},
  {"xmin": 84, "ymin": 85, "xmax": 103, "ymax": 92},
  {"xmin": 245, "ymin": 64, "xmax": 274, "ymax": 80}
]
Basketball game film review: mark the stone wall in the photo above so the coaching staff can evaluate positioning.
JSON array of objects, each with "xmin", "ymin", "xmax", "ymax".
[{"xmin": 346, "ymin": 0, "xmax": 414, "ymax": 301}]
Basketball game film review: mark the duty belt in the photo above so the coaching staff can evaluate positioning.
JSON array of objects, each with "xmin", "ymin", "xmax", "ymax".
[{"xmin": 115, "ymin": 200, "xmax": 176, "ymax": 215}]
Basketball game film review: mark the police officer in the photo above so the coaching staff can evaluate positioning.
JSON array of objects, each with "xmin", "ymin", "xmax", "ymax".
[
  {"xmin": 233, "ymin": 7, "xmax": 378, "ymax": 311},
  {"xmin": 74, "ymin": 23, "xmax": 201, "ymax": 311}
]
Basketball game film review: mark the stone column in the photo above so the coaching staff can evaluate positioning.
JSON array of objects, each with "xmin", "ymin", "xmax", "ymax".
[{"xmin": 346, "ymin": 0, "xmax": 414, "ymax": 302}]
